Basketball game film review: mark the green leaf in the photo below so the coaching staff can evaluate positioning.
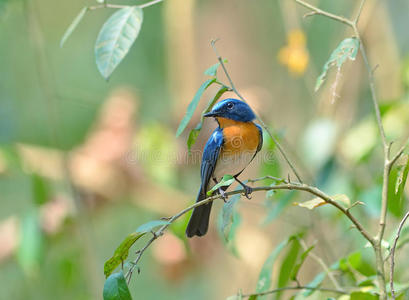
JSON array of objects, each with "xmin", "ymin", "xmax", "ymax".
[
  {"xmin": 207, "ymin": 174, "xmax": 234, "ymax": 196},
  {"xmin": 315, "ymin": 37, "xmax": 360, "ymax": 92},
  {"xmin": 103, "ymin": 271, "xmax": 132, "ymax": 300},
  {"xmin": 248, "ymin": 296, "xmax": 258, "ymax": 300},
  {"xmin": 187, "ymin": 122, "xmax": 202, "ymax": 152},
  {"xmin": 95, "ymin": 6, "xmax": 143, "ymax": 79},
  {"xmin": 388, "ymin": 161, "xmax": 406, "ymax": 218},
  {"xmin": 220, "ymin": 193, "xmax": 241, "ymax": 241},
  {"xmin": 176, "ymin": 78, "xmax": 216, "ymax": 137},
  {"xmin": 290, "ymin": 245, "xmax": 314, "ymax": 281},
  {"xmin": 104, "ymin": 220, "xmax": 169, "ymax": 277},
  {"xmin": 350, "ymin": 291, "xmax": 378, "ymax": 300},
  {"xmin": 302, "ymin": 272, "xmax": 325, "ymax": 297},
  {"xmin": 17, "ymin": 211, "xmax": 44, "ymax": 275},
  {"xmin": 31, "ymin": 173, "xmax": 50, "ymax": 205},
  {"xmin": 204, "ymin": 59, "xmax": 227, "ymax": 77},
  {"xmin": 277, "ymin": 238, "xmax": 301, "ymax": 299},
  {"xmin": 255, "ymin": 237, "xmax": 292, "ymax": 297},
  {"xmin": 186, "ymin": 85, "xmax": 229, "ymax": 151},
  {"xmin": 60, "ymin": 7, "xmax": 88, "ymax": 47}
]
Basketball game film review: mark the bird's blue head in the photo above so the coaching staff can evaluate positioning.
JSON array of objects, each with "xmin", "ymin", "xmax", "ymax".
[{"xmin": 203, "ymin": 98, "xmax": 256, "ymax": 122}]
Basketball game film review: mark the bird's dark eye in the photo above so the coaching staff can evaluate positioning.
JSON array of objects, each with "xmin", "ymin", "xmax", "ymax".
[{"xmin": 227, "ymin": 102, "xmax": 234, "ymax": 109}]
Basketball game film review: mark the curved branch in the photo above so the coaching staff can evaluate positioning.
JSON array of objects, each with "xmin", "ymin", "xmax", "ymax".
[
  {"xmin": 390, "ymin": 211, "xmax": 409, "ymax": 299},
  {"xmin": 125, "ymin": 178, "xmax": 374, "ymax": 283}
]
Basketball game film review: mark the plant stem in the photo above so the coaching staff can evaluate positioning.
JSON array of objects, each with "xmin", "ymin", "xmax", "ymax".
[
  {"xmin": 241, "ymin": 285, "xmax": 347, "ymax": 298},
  {"xmin": 390, "ymin": 211, "xmax": 409, "ymax": 299},
  {"xmin": 210, "ymin": 39, "xmax": 304, "ymax": 183}
]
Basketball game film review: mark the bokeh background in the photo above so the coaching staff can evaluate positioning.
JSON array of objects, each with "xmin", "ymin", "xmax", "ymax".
[{"xmin": 1, "ymin": 0, "xmax": 409, "ymax": 299}]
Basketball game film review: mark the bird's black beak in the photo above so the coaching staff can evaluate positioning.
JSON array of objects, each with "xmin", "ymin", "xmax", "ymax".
[{"xmin": 203, "ymin": 111, "xmax": 218, "ymax": 118}]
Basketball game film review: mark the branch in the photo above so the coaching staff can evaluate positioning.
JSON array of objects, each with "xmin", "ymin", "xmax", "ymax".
[
  {"xmin": 210, "ymin": 39, "xmax": 304, "ymax": 183},
  {"xmin": 241, "ymin": 285, "xmax": 347, "ymax": 298},
  {"xmin": 88, "ymin": 0, "xmax": 163, "ymax": 11},
  {"xmin": 125, "ymin": 178, "xmax": 374, "ymax": 283},
  {"xmin": 294, "ymin": 0, "xmax": 354, "ymax": 28},
  {"xmin": 390, "ymin": 211, "xmax": 409, "ymax": 299}
]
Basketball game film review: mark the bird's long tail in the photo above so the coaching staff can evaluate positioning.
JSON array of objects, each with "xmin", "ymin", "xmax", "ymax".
[{"xmin": 186, "ymin": 189, "xmax": 213, "ymax": 238}]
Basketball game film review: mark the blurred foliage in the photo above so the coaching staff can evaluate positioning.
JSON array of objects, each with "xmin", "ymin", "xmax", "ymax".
[{"xmin": 1, "ymin": 0, "xmax": 409, "ymax": 299}]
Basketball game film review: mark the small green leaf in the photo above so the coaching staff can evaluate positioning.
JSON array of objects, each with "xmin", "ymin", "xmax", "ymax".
[
  {"xmin": 60, "ymin": 7, "xmax": 88, "ymax": 47},
  {"xmin": 186, "ymin": 85, "xmax": 229, "ymax": 151},
  {"xmin": 315, "ymin": 37, "xmax": 360, "ymax": 92},
  {"xmin": 103, "ymin": 271, "xmax": 132, "ymax": 300},
  {"xmin": 176, "ymin": 78, "xmax": 216, "ymax": 137},
  {"xmin": 277, "ymin": 238, "xmax": 301, "ymax": 299},
  {"xmin": 350, "ymin": 291, "xmax": 378, "ymax": 300},
  {"xmin": 31, "ymin": 173, "xmax": 50, "ymax": 205},
  {"xmin": 95, "ymin": 6, "xmax": 143, "ymax": 79},
  {"xmin": 255, "ymin": 237, "xmax": 292, "ymax": 297},
  {"xmin": 248, "ymin": 296, "xmax": 258, "ymax": 300},
  {"xmin": 290, "ymin": 245, "xmax": 314, "ymax": 281},
  {"xmin": 204, "ymin": 59, "xmax": 227, "ymax": 77},
  {"xmin": 207, "ymin": 174, "xmax": 234, "ymax": 196},
  {"xmin": 104, "ymin": 220, "xmax": 169, "ymax": 277},
  {"xmin": 187, "ymin": 122, "xmax": 202, "ymax": 152},
  {"xmin": 104, "ymin": 232, "xmax": 145, "ymax": 277}
]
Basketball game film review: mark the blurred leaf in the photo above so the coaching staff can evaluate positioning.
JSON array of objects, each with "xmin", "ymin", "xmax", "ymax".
[
  {"xmin": 302, "ymin": 272, "xmax": 325, "ymax": 297},
  {"xmin": 220, "ymin": 193, "xmax": 241, "ymax": 241},
  {"xmin": 60, "ymin": 7, "xmax": 88, "ymax": 47},
  {"xmin": 248, "ymin": 296, "xmax": 258, "ymax": 300},
  {"xmin": 277, "ymin": 238, "xmax": 301, "ymax": 299},
  {"xmin": 340, "ymin": 118, "xmax": 377, "ymax": 163},
  {"xmin": 315, "ymin": 37, "xmax": 359, "ymax": 92},
  {"xmin": 262, "ymin": 191, "xmax": 296, "ymax": 225},
  {"xmin": 291, "ymin": 245, "xmax": 314, "ymax": 281},
  {"xmin": 260, "ymin": 132, "xmax": 281, "ymax": 177},
  {"xmin": 347, "ymin": 251, "xmax": 375, "ymax": 277},
  {"xmin": 104, "ymin": 220, "xmax": 169, "ymax": 277},
  {"xmin": 103, "ymin": 271, "xmax": 132, "ymax": 300},
  {"xmin": 207, "ymin": 174, "xmax": 234, "ymax": 196},
  {"xmin": 395, "ymin": 155, "xmax": 409, "ymax": 200},
  {"xmin": 17, "ymin": 211, "xmax": 44, "ymax": 275},
  {"xmin": 31, "ymin": 173, "xmax": 50, "ymax": 205},
  {"xmin": 135, "ymin": 219, "xmax": 169, "ymax": 233},
  {"xmin": 295, "ymin": 194, "xmax": 350, "ymax": 210},
  {"xmin": 302, "ymin": 119, "xmax": 337, "ymax": 170},
  {"xmin": 204, "ymin": 59, "xmax": 227, "ymax": 77},
  {"xmin": 388, "ymin": 163, "xmax": 406, "ymax": 218},
  {"xmin": 225, "ymin": 290, "xmax": 243, "ymax": 300},
  {"xmin": 255, "ymin": 236, "xmax": 293, "ymax": 297},
  {"xmin": 350, "ymin": 291, "xmax": 378, "ymax": 300},
  {"xmin": 187, "ymin": 85, "xmax": 228, "ymax": 152},
  {"xmin": 295, "ymin": 197, "xmax": 326, "ymax": 210},
  {"xmin": 95, "ymin": 6, "xmax": 143, "ymax": 79},
  {"xmin": 176, "ymin": 78, "xmax": 216, "ymax": 137}
]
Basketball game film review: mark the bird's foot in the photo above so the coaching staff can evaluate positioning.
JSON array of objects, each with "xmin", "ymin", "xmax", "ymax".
[
  {"xmin": 218, "ymin": 188, "xmax": 228, "ymax": 202},
  {"xmin": 234, "ymin": 176, "xmax": 253, "ymax": 199}
]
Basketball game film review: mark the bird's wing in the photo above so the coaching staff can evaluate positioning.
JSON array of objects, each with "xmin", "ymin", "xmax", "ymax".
[
  {"xmin": 255, "ymin": 124, "xmax": 263, "ymax": 154},
  {"xmin": 200, "ymin": 128, "xmax": 224, "ymax": 195}
]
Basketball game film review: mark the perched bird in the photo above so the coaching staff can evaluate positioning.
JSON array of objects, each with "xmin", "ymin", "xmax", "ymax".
[{"xmin": 186, "ymin": 99, "xmax": 263, "ymax": 238}]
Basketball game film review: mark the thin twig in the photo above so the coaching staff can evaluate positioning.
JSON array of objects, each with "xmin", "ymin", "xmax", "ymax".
[
  {"xmin": 210, "ymin": 39, "xmax": 304, "ymax": 183},
  {"xmin": 294, "ymin": 0, "xmax": 354, "ymax": 28},
  {"xmin": 390, "ymin": 211, "xmax": 409, "ymax": 299},
  {"xmin": 138, "ymin": 0, "xmax": 164, "ymax": 9},
  {"xmin": 88, "ymin": 0, "xmax": 163, "ymax": 11},
  {"xmin": 241, "ymin": 285, "xmax": 347, "ymax": 298},
  {"xmin": 354, "ymin": 0, "xmax": 367, "ymax": 24},
  {"xmin": 299, "ymin": 240, "xmax": 342, "ymax": 291}
]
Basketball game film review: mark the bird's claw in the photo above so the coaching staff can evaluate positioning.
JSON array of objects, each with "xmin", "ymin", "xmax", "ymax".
[
  {"xmin": 243, "ymin": 185, "xmax": 253, "ymax": 199},
  {"xmin": 218, "ymin": 188, "xmax": 228, "ymax": 202}
]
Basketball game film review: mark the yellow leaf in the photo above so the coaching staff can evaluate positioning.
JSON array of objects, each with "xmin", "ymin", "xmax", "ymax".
[{"xmin": 295, "ymin": 198, "xmax": 326, "ymax": 210}]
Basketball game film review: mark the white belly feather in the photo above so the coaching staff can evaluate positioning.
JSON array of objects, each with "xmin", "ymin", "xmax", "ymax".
[{"xmin": 211, "ymin": 151, "xmax": 255, "ymax": 184}]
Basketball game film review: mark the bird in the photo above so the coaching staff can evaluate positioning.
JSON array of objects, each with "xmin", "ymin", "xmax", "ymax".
[{"xmin": 186, "ymin": 98, "xmax": 263, "ymax": 238}]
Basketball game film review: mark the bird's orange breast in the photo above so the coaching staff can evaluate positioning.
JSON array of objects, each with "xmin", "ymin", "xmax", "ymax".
[{"xmin": 216, "ymin": 117, "xmax": 260, "ymax": 154}]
